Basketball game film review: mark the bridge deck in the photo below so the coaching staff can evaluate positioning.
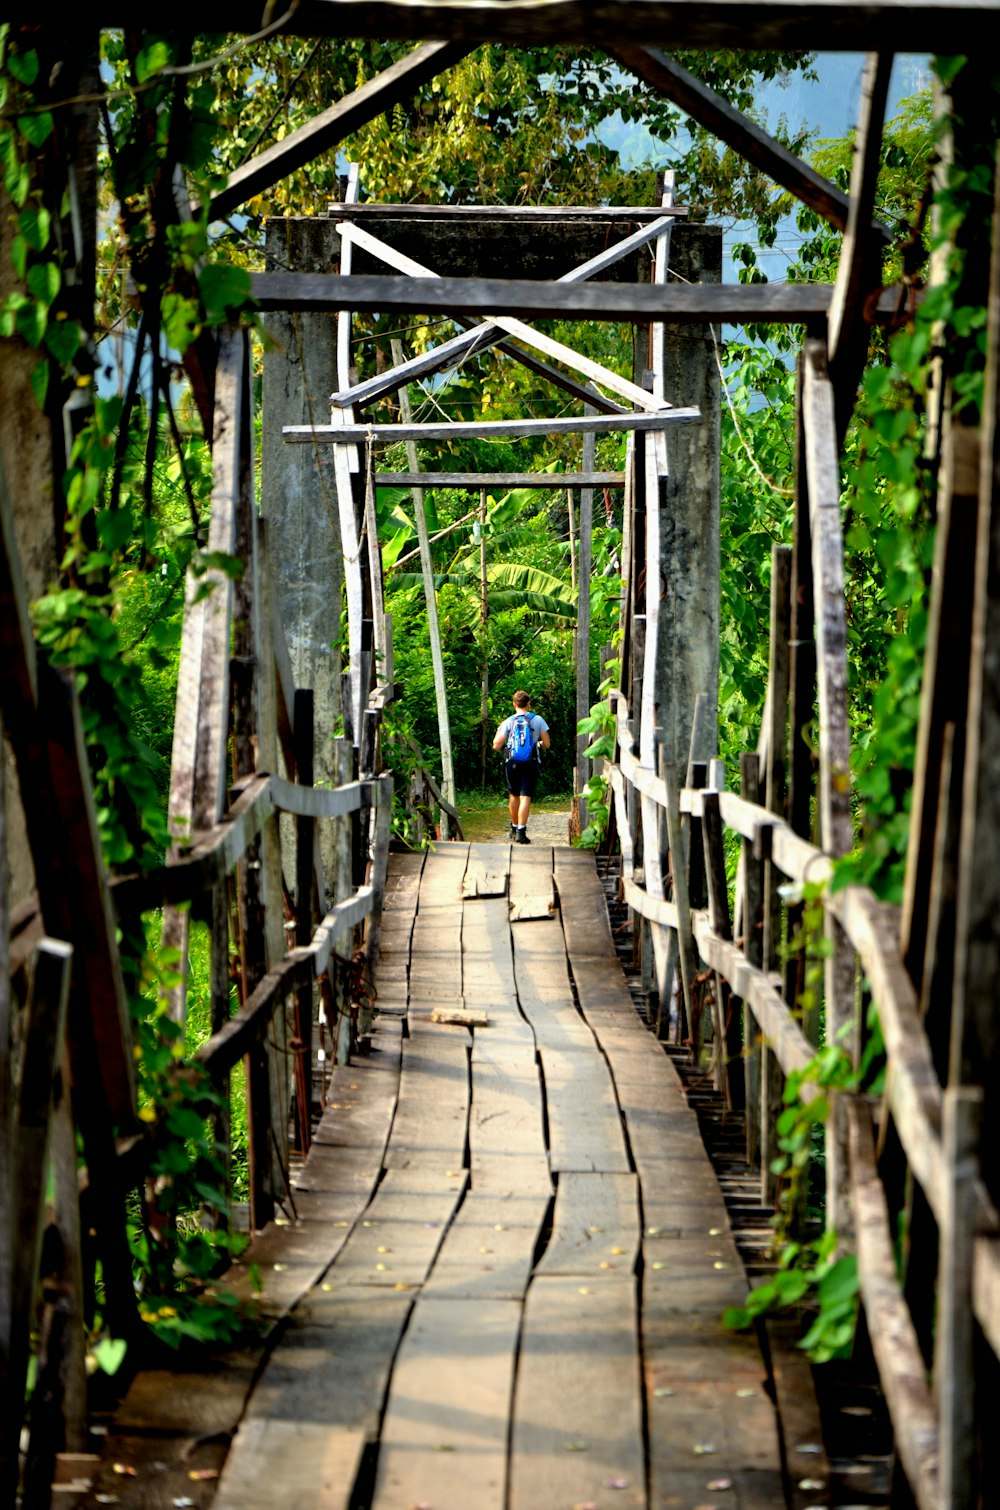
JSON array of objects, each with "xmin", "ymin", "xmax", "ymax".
[{"xmin": 88, "ymin": 844, "xmax": 825, "ymax": 1510}]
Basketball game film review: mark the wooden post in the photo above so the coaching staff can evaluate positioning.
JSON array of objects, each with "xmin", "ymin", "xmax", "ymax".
[
  {"xmin": 702, "ymin": 789, "xmax": 742, "ymax": 1108},
  {"xmin": 935, "ymin": 1086, "xmax": 981, "ymax": 1508},
  {"xmin": 479, "ymin": 486, "xmax": 489, "ymax": 792},
  {"xmin": 576, "ymin": 411, "xmax": 596, "ymax": 831},
  {"xmin": 0, "ymin": 938, "xmax": 72, "ymax": 1507},
  {"xmin": 392, "ymin": 336, "xmax": 456, "ymax": 833},
  {"xmin": 741, "ymin": 752, "xmax": 765, "ymax": 1166},
  {"xmin": 657, "ymin": 744, "xmax": 696, "ymax": 1047},
  {"xmin": 802, "ymin": 339, "xmax": 856, "ymax": 1236},
  {"xmin": 293, "ymin": 689, "xmax": 315, "ymax": 1155}
]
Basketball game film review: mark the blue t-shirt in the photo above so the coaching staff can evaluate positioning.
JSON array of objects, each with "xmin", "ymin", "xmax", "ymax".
[{"xmin": 497, "ymin": 712, "xmax": 549, "ymax": 760}]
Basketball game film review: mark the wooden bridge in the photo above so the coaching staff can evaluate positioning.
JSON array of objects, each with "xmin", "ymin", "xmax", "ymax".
[
  {"xmin": 83, "ymin": 841, "xmax": 827, "ymax": 1510},
  {"xmin": 4, "ymin": 9, "xmax": 1000, "ymax": 1510}
]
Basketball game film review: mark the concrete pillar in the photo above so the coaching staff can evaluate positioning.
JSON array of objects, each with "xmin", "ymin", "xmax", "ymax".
[
  {"xmin": 653, "ymin": 224, "xmax": 722, "ymax": 771},
  {"xmin": 262, "ymin": 217, "xmax": 345, "ymax": 902}
]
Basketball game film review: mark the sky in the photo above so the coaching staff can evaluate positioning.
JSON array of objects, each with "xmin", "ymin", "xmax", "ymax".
[{"xmin": 598, "ymin": 52, "xmax": 932, "ymax": 283}]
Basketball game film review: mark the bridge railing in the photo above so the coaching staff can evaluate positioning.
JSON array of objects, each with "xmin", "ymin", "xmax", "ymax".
[{"xmin": 606, "ymin": 686, "xmax": 1000, "ymax": 1509}]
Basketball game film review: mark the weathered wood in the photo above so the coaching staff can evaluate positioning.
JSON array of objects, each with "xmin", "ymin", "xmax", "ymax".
[
  {"xmin": 741, "ymin": 753, "xmax": 764, "ymax": 1167},
  {"xmin": 1, "ymin": 938, "xmax": 72, "ymax": 1505},
  {"xmin": 827, "ymin": 51, "xmax": 894, "ymax": 417},
  {"xmin": 847, "ymin": 1099, "xmax": 940, "ymax": 1510},
  {"xmin": 463, "ymin": 842, "xmax": 511, "ymax": 899},
  {"xmin": 382, "ymin": 1027, "xmax": 470, "ymax": 1171},
  {"xmin": 508, "ymin": 844, "xmax": 556, "ymax": 922},
  {"xmin": 378, "ymin": 469, "xmax": 626, "ymax": 489},
  {"xmin": 535, "ymin": 1171, "xmax": 641, "ymax": 1278},
  {"xmin": 509, "ymin": 1277, "xmax": 644, "ymax": 1510},
  {"xmin": 208, "ymin": 43, "xmax": 470, "ymax": 221},
  {"xmin": 293, "ymin": 689, "xmax": 316, "ymax": 1156},
  {"xmin": 392, "ymin": 336, "xmax": 457, "ymax": 830},
  {"xmin": 257, "ymin": 269, "xmax": 912, "ymax": 323},
  {"xmin": 539, "ymin": 1046, "xmax": 631, "ymax": 1174},
  {"xmin": 421, "ymin": 1192, "xmax": 550, "ymax": 1302},
  {"xmin": 290, "ymin": 409, "xmax": 697, "ymax": 446},
  {"xmin": 613, "ymin": 44, "xmax": 876, "ymax": 238},
  {"xmin": 372, "ymin": 1298, "xmax": 521, "ymax": 1510},
  {"xmin": 934, "ymin": 1086, "xmax": 981, "ymax": 1509}
]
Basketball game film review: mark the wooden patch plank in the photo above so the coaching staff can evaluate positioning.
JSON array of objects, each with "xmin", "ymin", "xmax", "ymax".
[
  {"xmin": 463, "ymin": 842, "xmax": 511, "ymax": 898},
  {"xmin": 422, "ymin": 1191, "xmax": 550, "ymax": 1301},
  {"xmin": 383, "ymin": 1024, "xmax": 470, "ymax": 1170},
  {"xmin": 509, "ymin": 845, "xmax": 556, "ymax": 921},
  {"xmin": 539, "ymin": 1046, "xmax": 630, "ymax": 1173},
  {"xmin": 509, "ymin": 1276, "xmax": 643, "ymax": 1510},
  {"xmin": 535, "ymin": 1171, "xmax": 641, "ymax": 1280},
  {"xmin": 322, "ymin": 1165, "xmax": 467, "ymax": 1290},
  {"xmin": 554, "ymin": 847, "xmax": 619, "ymax": 963},
  {"xmin": 372, "ymin": 1298, "xmax": 521, "ymax": 1510}
]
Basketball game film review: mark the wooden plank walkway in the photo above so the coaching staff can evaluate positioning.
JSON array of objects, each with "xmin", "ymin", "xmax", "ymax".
[{"xmin": 87, "ymin": 844, "xmax": 828, "ymax": 1510}]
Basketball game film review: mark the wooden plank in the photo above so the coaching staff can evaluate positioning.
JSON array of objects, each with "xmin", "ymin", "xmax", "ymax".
[
  {"xmin": 287, "ymin": 407, "xmax": 698, "ymax": 445},
  {"xmin": 382, "ymin": 1025, "xmax": 470, "ymax": 1170},
  {"xmin": 322, "ymin": 1164, "xmax": 467, "ymax": 1291},
  {"xmin": 257, "ymin": 269, "xmax": 912, "ymax": 324},
  {"xmin": 613, "ymin": 45, "xmax": 880, "ymax": 238},
  {"xmin": 215, "ymin": 1288, "xmax": 414, "ymax": 1510},
  {"xmin": 509, "ymin": 1276, "xmax": 643, "ymax": 1510},
  {"xmin": 469, "ymin": 1038, "xmax": 551, "ymax": 1196},
  {"xmin": 462, "ymin": 842, "xmax": 510, "ymax": 898},
  {"xmin": 372, "ymin": 1299, "xmax": 521, "ymax": 1510},
  {"xmin": 535, "ymin": 1171, "xmax": 641, "ymax": 1279},
  {"xmin": 422, "ymin": 1191, "xmax": 550, "ymax": 1301},
  {"xmin": 539, "ymin": 1046, "xmax": 631, "ymax": 1174},
  {"xmin": 377, "ymin": 470, "xmax": 627, "ymax": 489},
  {"xmin": 208, "ymin": 43, "xmax": 469, "ymax": 220},
  {"xmin": 512, "ymin": 917, "xmax": 595, "ymax": 1052}
]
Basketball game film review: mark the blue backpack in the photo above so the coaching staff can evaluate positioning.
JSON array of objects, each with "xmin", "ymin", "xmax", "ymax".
[{"xmin": 506, "ymin": 712, "xmax": 538, "ymax": 764}]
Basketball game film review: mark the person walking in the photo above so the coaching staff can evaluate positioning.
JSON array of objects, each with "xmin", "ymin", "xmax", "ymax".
[{"xmin": 493, "ymin": 690, "xmax": 550, "ymax": 844}]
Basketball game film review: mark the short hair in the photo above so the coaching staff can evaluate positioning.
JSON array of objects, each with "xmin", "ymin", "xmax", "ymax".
[{"xmin": 512, "ymin": 690, "xmax": 531, "ymax": 709}]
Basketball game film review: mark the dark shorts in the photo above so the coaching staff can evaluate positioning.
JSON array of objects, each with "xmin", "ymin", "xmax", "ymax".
[{"xmin": 505, "ymin": 757, "xmax": 540, "ymax": 798}]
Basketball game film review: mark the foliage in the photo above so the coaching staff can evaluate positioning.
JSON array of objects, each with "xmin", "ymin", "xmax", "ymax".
[{"xmin": 723, "ymin": 1231, "xmax": 860, "ymax": 1365}]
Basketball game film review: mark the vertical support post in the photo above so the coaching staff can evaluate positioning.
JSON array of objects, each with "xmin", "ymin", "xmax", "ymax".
[
  {"xmin": 293, "ymin": 688, "xmax": 315, "ymax": 1155},
  {"xmin": 741, "ymin": 753, "xmax": 765, "ymax": 1166},
  {"xmin": 935, "ymin": 1086, "xmax": 981, "ymax": 1508},
  {"xmin": 392, "ymin": 336, "xmax": 456, "ymax": 834},
  {"xmin": 702, "ymin": 789, "xmax": 741, "ymax": 1108},
  {"xmin": 576, "ymin": 410, "xmax": 596, "ymax": 831},
  {"xmin": 479, "ymin": 486, "xmax": 489, "ymax": 791}
]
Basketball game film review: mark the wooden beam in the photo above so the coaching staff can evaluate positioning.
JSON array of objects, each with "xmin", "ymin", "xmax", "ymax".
[
  {"xmin": 253, "ymin": 270, "xmax": 912, "ymax": 324},
  {"xmin": 40, "ymin": 2, "xmax": 996, "ymax": 53},
  {"xmin": 208, "ymin": 42, "xmax": 470, "ymax": 221},
  {"xmin": 287, "ymin": 410, "xmax": 699, "ymax": 445},
  {"xmin": 377, "ymin": 471, "xmax": 627, "ymax": 488},
  {"xmin": 828, "ymin": 51, "xmax": 894, "ymax": 433},
  {"xmin": 612, "ymin": 45, "xmax": 890, "ymax": 240},
  {"xmin": 330, "ymin": 204, "xmax": 689, "ymax": 223}
]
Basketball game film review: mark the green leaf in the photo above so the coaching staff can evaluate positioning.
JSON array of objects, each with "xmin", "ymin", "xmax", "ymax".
[
  {"xmin": 18, "ymin": 111, "xmax": 54, "ymax": 148},
  {"xmin": 18, "ymin": 206, "xmax": 50, "ymax": 251},
  {"xmin": 44, "ymin": 317, "xmax": 83, "ymax": 366},
  {"xmin": 29, "ymin": 356, "xmax": 49, "ymax": 407},
  {"xmin": 7, "ymin": 48, "xmax": 39, "ymax": 85},
  {"xmin": 9, "ymin": 233, "xmax": 27, "ymax": 280},
  {"xmin": 198, "ymin": 262, "xmax": 253, "ymax": 324},
  {"xmin": 93, "ymin": 1336, "xmax": 128, "ymax": 1375},
  {"xmin": 135, "ymin": 40, "xmax": 171, "ymax": 83},
  {"xmin": 96, "ymin": 508, "xmax": 135, "ymax": 552},
  {"xmin": 26, "ymin": 259, "xmax": 59, "ymax": 303}
]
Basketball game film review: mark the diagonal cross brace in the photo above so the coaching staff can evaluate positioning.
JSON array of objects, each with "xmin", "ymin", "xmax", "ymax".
[{"xmin": 330, "ymin": 215, "xmax": 679, "ymax": 415}]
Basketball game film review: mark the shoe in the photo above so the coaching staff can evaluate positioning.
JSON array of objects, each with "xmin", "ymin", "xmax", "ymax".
[
  {"xmin": 509, "ymin": 823, "xmax": 516, "ymax": 839},
  {"xmin": 515, "ymin": 831, "xmax": 531, "ymax": 844}
]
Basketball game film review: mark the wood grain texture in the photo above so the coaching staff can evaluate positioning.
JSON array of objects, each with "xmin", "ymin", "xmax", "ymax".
[
  {"xmin": 372, "ymin": 1298, "xmax": 521, "ymax": 1510},
  {"xmin": 509, "ymin": 1276, "xmax": 644, "ymax": 1510},
  {"xmin": 422, "ymin": 1191, "xmax": 550, "ymax": 1301},
  {"xmin": 535, "ymin": 1171, "xmax": 641, "ymax": 1279}
]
